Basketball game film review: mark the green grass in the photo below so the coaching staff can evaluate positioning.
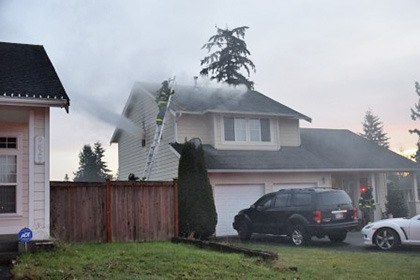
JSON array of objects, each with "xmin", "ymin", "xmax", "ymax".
[
  {"xmin": 12, "ymin": 241, "xmax": 420, "ymax": 279},
  {"xmin": 227, "ymin": 240, "xmax": 420, "ymax": 280},
  {"xmin": 12, "ymin": 242, "xmax": 286, "ymax": 280}
]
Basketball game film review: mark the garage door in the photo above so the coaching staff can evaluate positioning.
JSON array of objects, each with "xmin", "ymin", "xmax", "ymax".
[
  {"xmin": 273, "ymin": 183, "xmax": 317, "ymax": 192},
  {"xmin": 214, "ymin": 184, "xmax": 265, "ymax": 236}
]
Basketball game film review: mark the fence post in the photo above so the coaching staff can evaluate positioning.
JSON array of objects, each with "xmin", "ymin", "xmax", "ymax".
[
  {"xmin": 173, "ymin": 179, "xmax": 179, "ymax": 237},
  {"xmin": 106, "ymin": 179, "xmax": 113, "ymax": 242}
]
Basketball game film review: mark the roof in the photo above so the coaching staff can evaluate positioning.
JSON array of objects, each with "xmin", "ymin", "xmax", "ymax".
[
  {"xmin": 170, "ymin": 128, "xmax": 419, "ymax": 172},
  {"xmin": 0, "ymin": 42, "xmax": 70, "ymax": 112},
  {"xmin": 133, "ymin": 81, "xmax": 311, "ymax": 121}
]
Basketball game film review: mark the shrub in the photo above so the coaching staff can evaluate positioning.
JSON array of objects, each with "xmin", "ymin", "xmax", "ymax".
[
  {"xmin": 385, "ymin": 188, "xmax": 408, "ymax": 218},
  {"xmin": 178, "ymin": 140, "xmax": 217, "ymax": 239}
]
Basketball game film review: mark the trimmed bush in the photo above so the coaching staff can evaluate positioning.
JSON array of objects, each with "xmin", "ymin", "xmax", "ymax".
[
  {"xmin": 386, "ymin": 188, "xmax": 408, "ymax": 218},
  {"xmin": 178, "ymin": 140, "xmax": 217, "ymax": 239}
]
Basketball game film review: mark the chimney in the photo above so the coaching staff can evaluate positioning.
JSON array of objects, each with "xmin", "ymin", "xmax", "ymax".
[{"xmin": 193, "ymin": 76, "xmax": 198, "ymax": 88}]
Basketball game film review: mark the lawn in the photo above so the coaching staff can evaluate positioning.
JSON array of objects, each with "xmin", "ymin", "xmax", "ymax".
[
  {"xmin": 12, "ymin": 241, "xmax": 420, "ymax": 279},
  {"xmin": 12, "ymin": 242, "xmax": 283, "ymax": 280},
  {"xmin": 226, "ymin": 239, "xmax": 420, "ymax": 280}
]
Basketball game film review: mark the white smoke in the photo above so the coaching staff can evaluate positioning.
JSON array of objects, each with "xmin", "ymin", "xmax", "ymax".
[{"xmin": 74, "ymin": 93, "xmax": 141, "ymax": 138}]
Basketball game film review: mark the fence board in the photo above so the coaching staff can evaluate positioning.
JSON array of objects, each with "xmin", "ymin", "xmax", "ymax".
[{"xmin": 50, "ymin": 180, "xmax": 177, "ymax": 242}]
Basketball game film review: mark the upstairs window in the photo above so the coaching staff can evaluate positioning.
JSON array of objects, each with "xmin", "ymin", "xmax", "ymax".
[{"xmin": 224, "ymin": 117, "xmax": 271, "ymax": 142}]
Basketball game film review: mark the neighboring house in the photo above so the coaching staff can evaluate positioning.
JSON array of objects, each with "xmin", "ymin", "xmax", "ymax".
[
  {"xmin": 111, "ymin": 81, "xmax": 420, "ymax": 236},
  {"xmin": 0, "ymin": 42, "xmax": 70, "ymax": 240}
]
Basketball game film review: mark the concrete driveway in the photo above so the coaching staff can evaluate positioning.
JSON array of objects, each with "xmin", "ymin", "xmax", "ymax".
[{"xmin": 218, "ymin": 231, "xmax": 420, "ymax": 253}]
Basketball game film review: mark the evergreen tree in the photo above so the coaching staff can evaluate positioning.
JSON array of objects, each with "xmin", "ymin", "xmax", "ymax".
[
  {"xmin": 409, "ymin": 81, "xmax": 420, "ymax": 136},
  {"xmin": 64, "ymin": 174, "xmax": 69, "ymax": 181},
  {"xmin": 178, "ymin": 139, "xmax": 217, "ymax": 239},
  {"xmin": 93, "ymin": 142, "xmax": 111, "ymax": 179},
  {"xmin": 360, "ymin": 109, "xmax": 390, "ymax": 148},
  {"xmin": 200, "ymin": 26, "xmax": 256, "ymax": 90},
  {"xmin": 73, "ymin": 142, "xmax": 111, "ymax": 182},
  {"xmin": 409, "ymin": 82, "xmax": 420, "ymax": 161}
]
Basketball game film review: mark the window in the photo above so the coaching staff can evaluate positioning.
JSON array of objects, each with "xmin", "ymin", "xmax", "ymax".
[
  {"xmin": 0, "ymin": 137, "xmax": 17, "ymax": 149},
  {"xmin": 0, "ymin": 137, "xmax": 18, "ymax": 214},
  {"xmin": 291, "ymin": 193, "xmax": 312, "ymax": 207},
  {"xmin": 0, "ymin": 155, "xmax": 17, "ymax": 213},
  {"xmin": 254, "ymin": 194, "xmax": 274, "ymax": 210},
  {"xmin": 223, "ymin": 117, "xmax": 271, "ymax": 142},
  {"xmin": 274, "ymin": 193, "xmax": 290, "ymax": 207}
]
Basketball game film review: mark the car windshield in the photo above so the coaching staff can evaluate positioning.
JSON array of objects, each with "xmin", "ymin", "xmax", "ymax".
[{"xmin": 317, "ymin": 191, "xmax": 352, "ymax": 206}]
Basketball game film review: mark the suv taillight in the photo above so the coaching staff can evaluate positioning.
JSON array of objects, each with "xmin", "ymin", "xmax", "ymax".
[
  {"xmin": 353, "ymin": 207, "xmax": 357, "ymax": 221},
  {"xmin": 313, "ymin": 210, "xmax": 322, "ymax": 224}
]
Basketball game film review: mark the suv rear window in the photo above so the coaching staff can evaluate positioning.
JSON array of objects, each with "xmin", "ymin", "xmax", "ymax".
[{"xmin": 317, "ymin": 191, "xmax": 352, "ymax": 206}]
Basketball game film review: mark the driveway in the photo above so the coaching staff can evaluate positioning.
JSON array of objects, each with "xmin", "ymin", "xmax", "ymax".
[{"xmin": 217, "ymin": 231, "xmax": 420, "ymax": 253}]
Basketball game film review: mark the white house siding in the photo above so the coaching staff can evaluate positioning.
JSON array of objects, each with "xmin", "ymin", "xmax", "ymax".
[
  {"xmin": 0, "ymin": 117, "xmax": 29, "ymax": 235},
  {"xmin": 176, "ymin": 113, "xmax": 214, "ymax": 146},
  {"xmin": 117, "ymin": 92, "xmax": 178, "ymax": 181},
  {"xmin": 32, "ymin": 108, "xmax": 49, "ymax": 239},
  {"xmin": 0, "ymin": 106, "xmax": 50, "ymax": 239},
  {"xmin": 278, "ymin": 119, "xmax": 300, "ymax": 147}
]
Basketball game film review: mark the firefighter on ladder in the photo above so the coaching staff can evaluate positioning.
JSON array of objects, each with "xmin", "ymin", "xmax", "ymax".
[
  {"xmin": 359, "ymin": 186, "xmax": 375, "ymax": 226},
  {"xmin": 155, "ymin": 80, "xmax": 175, "ymax": 125}
]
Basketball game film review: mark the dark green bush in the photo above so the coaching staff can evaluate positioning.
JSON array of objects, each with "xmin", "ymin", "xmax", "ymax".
[
  {"xmin": 386, "ymin": 188, "xmax": 408, "ymax": 218},
  {"xmin": 178, "ymin": 140, "xmax": 217, "ymax": 239}
]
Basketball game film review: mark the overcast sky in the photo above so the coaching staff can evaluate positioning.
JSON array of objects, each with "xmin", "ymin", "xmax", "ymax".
[{"xmin": 1, "ymin": 0, "xmax": 420, "ymax": 180}]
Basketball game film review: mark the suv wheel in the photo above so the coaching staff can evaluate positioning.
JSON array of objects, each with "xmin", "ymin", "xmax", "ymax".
[
  {"xmin": 289, "ymin": 225, "xmax": 310, "ymax": 246},
  {"xmin": 328, "ymin": 231, "xmax": 347, "ymax": 243},
  {"xmin": 374, "ymin": 228, "xmax": 400, "ymax": 251},
  {"xmin": 237, "ymin": 221, "xmax": 252, "ymax": 241}
]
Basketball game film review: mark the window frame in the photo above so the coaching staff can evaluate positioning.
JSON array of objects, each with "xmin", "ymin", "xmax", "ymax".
[
  {"xmin": 222, "ymin": 116, "xmax": 272, "ymax": 144},
  {"xmin": 0, "ymin": 134, "xmax": 22, "ymax": 217}
]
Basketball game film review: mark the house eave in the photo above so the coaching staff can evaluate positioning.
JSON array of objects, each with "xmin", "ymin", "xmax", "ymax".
[
  {"xmin": 207, "ymin": 168, "xmax": 420, "ymax": 173},
  {"xmin": 173, "ymin": 109, "xmax": 312, "ymax": 122},
  {"xmin": 0, "ymin": 97, "xmax": 69, "ymax": 113}
]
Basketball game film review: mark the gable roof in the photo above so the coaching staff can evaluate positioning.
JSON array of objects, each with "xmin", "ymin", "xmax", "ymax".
[
  {"xmin": 170, "ymin": 128, "xmax": 419, "ymax": 172},
  {"xmin": 0, "ymin": 42, "xmax": 70, "ymax": 112},
  {"xmin": 133, "ymin": 81, "xmax": 311, "ymax": 121},
  {"xmin": 110, "ymin": 81, "xmax": 311, "ymax": 143}
]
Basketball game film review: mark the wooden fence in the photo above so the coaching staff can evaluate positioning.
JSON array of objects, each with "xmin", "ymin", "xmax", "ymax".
[{"xmin": 50, "ymin": 180, "xmax": 178, "ymax": 243}]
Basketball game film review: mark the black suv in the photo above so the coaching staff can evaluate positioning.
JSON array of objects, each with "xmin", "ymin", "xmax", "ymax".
[{"xmin": 233, "ymin": 188, "xmax": 358, "ymax": 245}]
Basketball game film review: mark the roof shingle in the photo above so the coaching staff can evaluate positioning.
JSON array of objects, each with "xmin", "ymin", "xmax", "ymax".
[
  {"xmin": 133, "ymin": 82, "xmax": 311, "ymax": 121},
  {"xmin": 171, "ymin": 128, "xmax": 418, "ymax": 172},
  {"xmin": 0, "ymin": 42, "xmax": 70, "ymax": 110}
]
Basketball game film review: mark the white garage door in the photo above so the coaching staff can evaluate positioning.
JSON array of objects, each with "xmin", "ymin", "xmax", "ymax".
[
  {"xmin": 273, "ymin": 183, "xmax": 317, "ymax": 192},
  {"xmin": 214, "ymin": 184, "xmax": 265, "ymax": 236}
]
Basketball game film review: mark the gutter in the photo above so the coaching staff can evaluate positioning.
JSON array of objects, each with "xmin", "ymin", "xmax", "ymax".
[
  {"xmin": 0, "ymin": 97, "xmax": 69, "ymax": 113},
  {"xmin": 207, "ymin": 168, "xmax": 420, "ymax": 173},
  {"xmin": 173, "ymin": 109, "xmax": 311, "ymax": 122}
]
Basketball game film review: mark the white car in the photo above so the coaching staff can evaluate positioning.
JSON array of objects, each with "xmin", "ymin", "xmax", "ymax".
[{"xmin": 361, "ymin": 214, "xmax": 420, "ymax": 250}]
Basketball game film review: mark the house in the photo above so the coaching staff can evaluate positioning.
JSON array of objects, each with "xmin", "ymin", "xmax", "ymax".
[
  {"xmin": 111, "ymin": 81, "xmax": 419, "ymax": 236},
  {"xmin": 0, "ymin": 42, "xmax": 70, "ymax": 240}
]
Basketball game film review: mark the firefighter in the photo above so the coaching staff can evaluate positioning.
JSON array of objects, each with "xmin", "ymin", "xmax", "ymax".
[
  {"xmin": 359, "ymin": 186, "xmax": 375, "ymax": 225},
  {"xmin": 155, "ymin": 80, "xmax": 175, "ymax": 125},
  {"xmin": 128, "ymin": 173, "xmax": 139, "ymax": 181}
]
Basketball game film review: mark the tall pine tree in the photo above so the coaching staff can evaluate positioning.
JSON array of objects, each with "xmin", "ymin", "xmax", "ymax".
[
  {"xmin": 410, "ymin": 81, "xmax": 420, "ymax": 161},
  {"xmin": 200, "ymin": 26, "xmax": 256, "ymax": 90},
  {"xmin": 73, "ymin": 142, "xmax": 111, "ymax": 182},
  {"xmin": 360, "ymin": 109, "xmax": 390, "ymax": 148}
]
